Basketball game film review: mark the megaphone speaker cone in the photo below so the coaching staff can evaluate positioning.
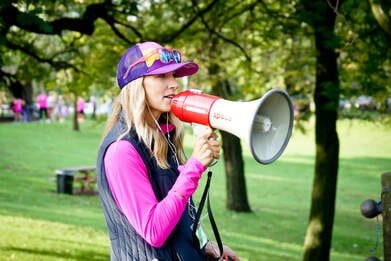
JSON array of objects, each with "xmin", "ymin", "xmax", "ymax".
[{"xmin": 249, "ymin": 89, "xmax": 294, "ymax": 164}]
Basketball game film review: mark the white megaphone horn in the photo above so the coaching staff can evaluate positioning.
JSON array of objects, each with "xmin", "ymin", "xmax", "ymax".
[{"xmin": 170, "ymin": 89, "xmax": 294, "ymax": 164}]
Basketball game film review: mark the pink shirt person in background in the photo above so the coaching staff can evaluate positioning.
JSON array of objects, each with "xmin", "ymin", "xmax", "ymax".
[
  {"xmin": 37, "ymin": 92, "xmax": 47, "ymax": 109},
  {"xmin": 77, "ymin": 97, "xmax": 85, "ymax": 113},
  {"xmin": 11, "ymin": 98, "xmax": 24, "ymax": 122},
  {"xmin": 77, "ymin": 97, "xmax": 85, "ymax": 122},
  {"xmin": 37, "ymin": 91, "xmax": 49, "ymax": 120},
  {"xmin": 12, "ymin": 98, "xmax": 23, "ymax": 113}
]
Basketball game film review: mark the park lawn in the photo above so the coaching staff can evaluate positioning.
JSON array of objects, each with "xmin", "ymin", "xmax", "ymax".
[{"xmin": 0, "ymin": 118, "xmax": 390, "ymax": 260}]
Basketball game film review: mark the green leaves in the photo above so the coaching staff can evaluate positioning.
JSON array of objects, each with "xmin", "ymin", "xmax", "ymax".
[{"xmin": 0, "ymin": 0, "xmax": 389, "ymax": 108}]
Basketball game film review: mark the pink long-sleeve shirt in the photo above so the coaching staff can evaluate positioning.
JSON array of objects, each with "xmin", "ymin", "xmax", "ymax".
[
  {"xmin": 104, "ymin": 131, "xmax": 206, "ymax": 248},
  {"xmin": 37, "ymin": 94, "xmax": 47, "ymax": 109}
]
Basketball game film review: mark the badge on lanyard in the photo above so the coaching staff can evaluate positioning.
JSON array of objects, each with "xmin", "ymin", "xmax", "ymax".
[{"xmin": 191, "ymin": 222, "xmax": 208, "ymax": 248}]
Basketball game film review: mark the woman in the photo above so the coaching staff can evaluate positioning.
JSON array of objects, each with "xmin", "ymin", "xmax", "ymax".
[
  {"xmin": 97, "ymin": 41, "xmax": 239, "ymax": 260},
  {"xmin": 11, "ymin": 97, "xmax": 24, "ymax": 122}
]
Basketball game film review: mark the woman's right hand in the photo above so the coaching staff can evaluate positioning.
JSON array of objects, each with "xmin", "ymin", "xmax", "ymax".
[
  {"xmin": 205, "ymin": 241, "xmax": 240, "ymax": 261},
  {"xmin": 191, "ymin": 127, "xmax": 220, "ymax": 167}
]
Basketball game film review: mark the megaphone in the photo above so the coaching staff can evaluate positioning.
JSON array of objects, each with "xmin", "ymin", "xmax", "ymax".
[{"xmin": 171, "ymin": 89, "xmax": 294, "ymax": 164}]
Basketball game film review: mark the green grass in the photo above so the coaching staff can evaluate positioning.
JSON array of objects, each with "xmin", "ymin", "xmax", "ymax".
[{"xmin": 0, "ymin": 118, "xmax": 390, "ymax": 260}]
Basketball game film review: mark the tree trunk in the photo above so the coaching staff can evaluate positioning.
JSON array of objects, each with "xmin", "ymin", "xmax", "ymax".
[
  {"xmin": 220, "ymin": 130, "xmax": 251, "ymax": 211},
  {"xmin": 21, "ymin": 81, "xmax": 33, "ymax": 105},
  {"xmin": 73, "ymin": 93, "xmax": 79, "ymax": 131},
  {"xmin": 302, "ymin": 1, "xmax": 340, "ymax": 260},
  {"xmin": 381, "ymin": 172, "xmax": 391, "ymax": 261},
  {"xmin": 208, "ymin": 62, "xmax": 251, "ymax": 212}
]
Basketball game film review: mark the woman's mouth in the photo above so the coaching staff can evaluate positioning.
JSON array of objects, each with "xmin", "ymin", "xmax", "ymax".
[{"xmin": 163, "ymin": 94, "xmax": 175, "ymax": 100}]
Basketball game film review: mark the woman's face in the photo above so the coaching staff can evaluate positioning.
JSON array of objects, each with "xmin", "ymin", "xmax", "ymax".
[{"xmin": 143, "ymin": 73, "xmax": 178, "ymax": 119}]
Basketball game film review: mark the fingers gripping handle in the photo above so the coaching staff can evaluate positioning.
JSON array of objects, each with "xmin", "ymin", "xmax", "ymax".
[{"xmin": 192, "ymin": 123, "xmax": 218, "ymax": 166}]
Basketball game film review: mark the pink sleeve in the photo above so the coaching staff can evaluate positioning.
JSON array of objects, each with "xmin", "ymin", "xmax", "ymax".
[{"xmin": 104, "ymin": 140, "xmax": 206, "ymax": 247}]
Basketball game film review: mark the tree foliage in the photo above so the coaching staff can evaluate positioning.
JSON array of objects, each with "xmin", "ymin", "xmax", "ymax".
[{"xmin": 337, "ymin": 0, "xmax": 391, "ymax": 102}]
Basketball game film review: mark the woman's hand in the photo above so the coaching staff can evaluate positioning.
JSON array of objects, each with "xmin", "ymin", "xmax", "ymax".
[
  {"xmin": 191, "ymin": 127, "xmax": 220, "ymax": 167},
  {"xmin": 205, "ymin": 241, "xmax": 240, "ymax": 261}
]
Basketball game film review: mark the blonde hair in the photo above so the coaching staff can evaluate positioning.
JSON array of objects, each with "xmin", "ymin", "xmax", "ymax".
[{"xmin": 102, "ymin": 78, "xmax": 185, "ymax": 169}]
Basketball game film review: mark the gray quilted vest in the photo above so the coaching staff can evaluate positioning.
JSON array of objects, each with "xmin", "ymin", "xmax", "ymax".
[{"xmin": 97, "ymin": 119, "xmax": 206, "ymax": 260}]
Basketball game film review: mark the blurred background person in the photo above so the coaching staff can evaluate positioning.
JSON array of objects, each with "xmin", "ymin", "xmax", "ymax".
[
  {"xmin": 11, "ymin": 97, "xmax": 24, "ymax": 122},
  {"xmin": 37, "ymin": 91, "xmax": 49, "ymax": 121},
  {"xmin": 54, "ymin": 95, "xmax": 66, "ymax": 123},
  {"xmin": 47, "ymin": 91, "xmax": 57, "ymax": 122},
  {"xmin": 77, "ymin": 97, "xmax": 85, "ymax": 122}
]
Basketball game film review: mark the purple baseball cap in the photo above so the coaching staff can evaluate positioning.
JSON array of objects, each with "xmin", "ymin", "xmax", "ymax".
[{"xmin": 116, "ymin": 42, "xmax": 199, "ymax": 89}]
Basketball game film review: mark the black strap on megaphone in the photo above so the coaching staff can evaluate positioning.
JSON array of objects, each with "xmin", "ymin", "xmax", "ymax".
[{"xmin": 192, "ymin": 170, "xmax": 223, "ymax": 260}]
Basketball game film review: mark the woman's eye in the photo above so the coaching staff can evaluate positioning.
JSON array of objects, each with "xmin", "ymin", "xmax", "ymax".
[{"xmin": 157, "ymin": 73, "xmax": 173, "ymax": 79}]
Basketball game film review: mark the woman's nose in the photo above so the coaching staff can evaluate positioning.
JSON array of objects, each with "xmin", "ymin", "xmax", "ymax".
[{"xmin": 168, "ymin": 75, "xmax": 178, "ymax": 90}]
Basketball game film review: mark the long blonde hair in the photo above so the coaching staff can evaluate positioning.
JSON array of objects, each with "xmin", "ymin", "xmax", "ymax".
[{"xmin": 102, "ymin": 78, "xmax": 185, "ymax": 169}]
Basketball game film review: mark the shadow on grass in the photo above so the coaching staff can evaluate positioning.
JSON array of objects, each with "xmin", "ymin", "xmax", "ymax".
[
  {"xmin": 1, "ymin": 246, "xmax": 109, "ymax": 260},
  {"xmin": 246, "ymin": 154, "xmax": 390, "ymax": 178}
]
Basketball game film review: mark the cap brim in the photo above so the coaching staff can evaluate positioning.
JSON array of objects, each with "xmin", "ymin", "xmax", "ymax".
[{"xmin": 144, "ymin": 62, "xmax": 199, "ymax": 78}]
